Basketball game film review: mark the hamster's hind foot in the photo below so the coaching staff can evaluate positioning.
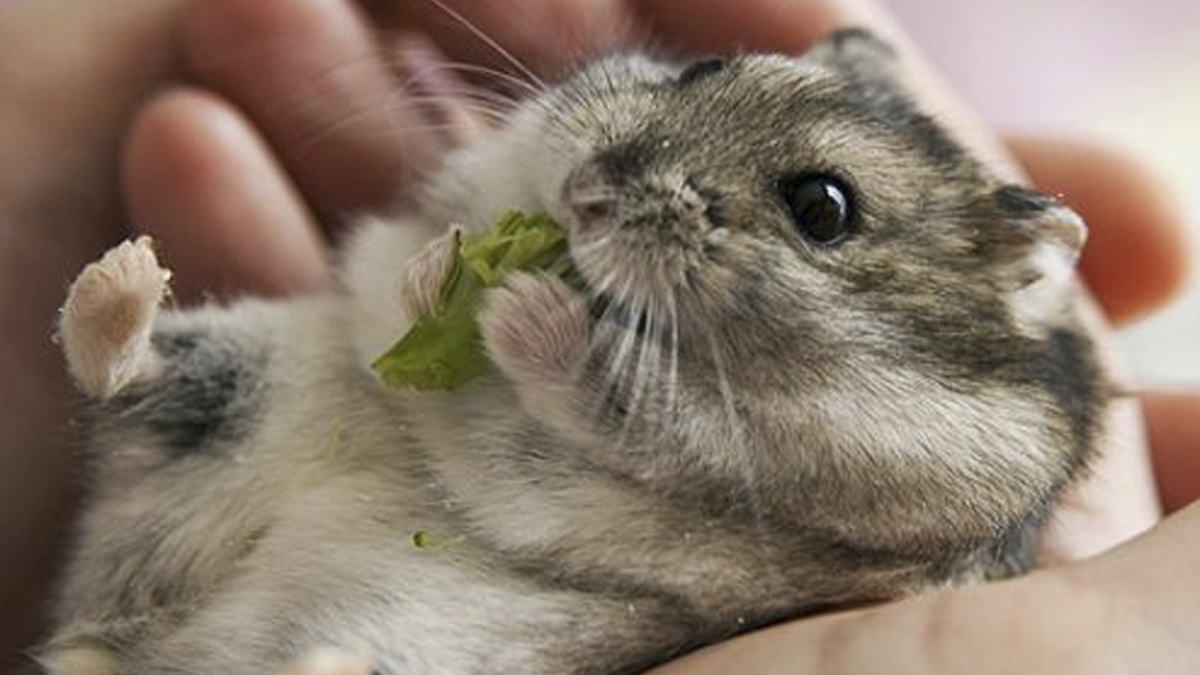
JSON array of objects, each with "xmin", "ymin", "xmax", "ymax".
[
  {"xmin": 280, "ymin": 649, "xmax": 376, "ymax": 675},
  {"xmin": 59, "ymin": 236, "xmax": 170, "ymax": 399},
  {"xmin": 36, "ymin": 642, "xmax": 120, "ymax": 675}
]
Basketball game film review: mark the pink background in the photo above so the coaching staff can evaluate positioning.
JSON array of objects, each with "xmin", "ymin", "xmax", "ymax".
[
  {"xmin": 889, "ymin": 0, "xmax": 1199, "ymax": 128},
  {"xmin": 887, "ymin": 0, "xmax": 1200, "ymax": 383}
]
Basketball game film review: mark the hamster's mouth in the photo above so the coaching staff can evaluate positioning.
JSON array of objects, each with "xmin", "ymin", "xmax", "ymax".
[{"xmin": 553, "ymin": 229, "xmax": 661, "ymax": 342}]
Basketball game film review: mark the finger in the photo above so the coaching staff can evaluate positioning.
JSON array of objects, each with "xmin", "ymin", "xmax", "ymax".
[
  {"xmin": 633, "ymin": 0, "xmax": 854, "ymax": 54},
  {"xmin": 1008, "ymin": 136, "xmax": 1191, "ymax": 326},
  {"xmin": 180, "ymin": 0, "xmax": 439, "ymax": 225},
  {"xmin": 631, "ymin": 0, "xmax": 1020, "ymax": 177},
  {"xmin": 1141, "ymin": 391, "xmax": 1200, "ymax": 513},
  {"xmin": 647, "ymin": 573, "xmax": 1108, "ymax": 675},
  {"xmin": 376, "ymin": 0, "xmax": 634, "ymax": 83},
  {"xmin": 123, "ymin": 88, "xmax": 330, "ymax": 302},
  {"xmin": 1067, "ymin": 502, "xmax": 1200, "ymax": 669},
  {"xmin": 1040, "ymin": 374, "xmax": 1160, "ymax": 563}
]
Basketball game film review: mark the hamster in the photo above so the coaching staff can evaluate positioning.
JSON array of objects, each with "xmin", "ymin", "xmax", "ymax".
[{"xmin": 41, "ymin": 29, "xmax": 1108, "ymax": 675}]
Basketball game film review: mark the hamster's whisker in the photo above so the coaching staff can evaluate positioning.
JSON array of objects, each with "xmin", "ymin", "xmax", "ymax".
[
  {"xmin": 569, "ymin": 188, "xmax": 623, "ymax": 205},
  {"xmin": 627, "ymin": 294, "xmax": 659, "ymax": 442},
  {"xmin": 399, "ymin": 61, "xmax": 543, "ymax": 101},
  {"xmin": 388, "ymin": 94, "xmax": 511, "ymax": 138},
  {"xmin": 287, "ymin": 120, "xmax": 468, "ymax": 164},
  {"xmin": 580, "ymin": 67, "xmax": 625, "ymax": 142},
  {"xmin": 664, "ymin": 291, "xmax": 682, "ymax": 426},
  {"xmin": 418, "ymin": 0, "xmax": 547, "ymax": 92},
  {"xmin": 569, "ymin": 236, "xmax": 618, "ymax": 264},
  {"xmin": 393, "ymin": 72, "xmax": 525, "ymax": 117},
  {"xmin": 541, "ymin": 70, "xmax": 613, "ymax": 140},
  {"xmin": 390, "ymin": 54, "xmax": 544, "ymax": 145},
  {"xmin": 285, "ymin": 88, "xmax": 508, "ymax": 162},
  {"xmin": 605, "ymin": 283, "xmax": 642, "ymax": 417},
  {"xmin": 185, "ymin": 39, "xmax": 398, "ymax": 108},
  {"xmin": 390, "ymin": 95, "xmax": 513, "ymax": 128},
  {"xmin": 401, "ymin": 87, "xmax": 519, "ymax": 113},
  {"xmin": 574, "ymin": 237, "xmax": 672, "ymax": 438},
  {"xmin": 539, "ymin": 98, "xmax": 586, "ymax": 139},
  {"xmin": 706, "ymin": 333, "xmax": 765, "ymax": 530},
  {"xmin": 177, "ymin": 37, "xmax": 532, "ymax": 159},
  {"xmin": 200, "ymin": 43, "xmax": 496, "ymax": 149},
  {"xmin": 590, "ymin": 270, "xmax": 641, "ymax": 430},
  {"xmin": 621, "ymin": 291, "xmax": 656, "ymax": 438},
  {"xmin": 644, "ymin": 293, "xmax": 671, "ymax": 439}
]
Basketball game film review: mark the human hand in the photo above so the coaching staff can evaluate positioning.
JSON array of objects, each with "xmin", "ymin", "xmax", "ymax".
[
  {"xmin": 0, "ymin": 0, "xmax": 190, "ymax": 663},
  {"xmin": 648, "ymin": 508, "xmax": 1200, "ymax": 674},
  {"xmin": 0, "ymin": 0, "xmax": 1193, "ymax": 672}
]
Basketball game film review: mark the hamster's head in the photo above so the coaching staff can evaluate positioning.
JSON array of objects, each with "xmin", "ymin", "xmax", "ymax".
[{"xmin": 423, "ymin": 31, "xmax": 1108, "ymax": 561}]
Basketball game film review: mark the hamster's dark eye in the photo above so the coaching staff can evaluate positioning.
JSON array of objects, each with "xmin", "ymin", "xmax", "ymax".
[
  {"xmin": 779, "ymin": 175, "xmax": 854, "ymax": 245},
  {"xmin": 677, "ymin": 58, "xmax": 728, "ymax": 84}
]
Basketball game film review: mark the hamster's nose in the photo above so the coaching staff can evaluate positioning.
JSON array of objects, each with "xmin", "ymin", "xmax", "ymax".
[{"xmin": 562, "ymin": 161, "xmax": 620, "ymax": 230}]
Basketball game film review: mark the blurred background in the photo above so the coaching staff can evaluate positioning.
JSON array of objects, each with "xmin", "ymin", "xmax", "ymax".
[{"xmin": 887, "ymin": 0, "xmax": 1200, "ymax": 384}]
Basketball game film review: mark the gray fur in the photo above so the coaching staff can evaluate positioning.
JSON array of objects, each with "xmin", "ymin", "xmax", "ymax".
[
  {"xmin": 86, "ymin": 329, "xmax": 267, "ymax": 459},
  {"xmin": 43, "ymin": 31, "xmax": 1107, "ymax": 675}
]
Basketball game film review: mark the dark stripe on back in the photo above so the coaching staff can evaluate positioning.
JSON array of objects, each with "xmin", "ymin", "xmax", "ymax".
[{"xmin": 94, "ymin": 329, "xmax": 266, "ymax": 459}]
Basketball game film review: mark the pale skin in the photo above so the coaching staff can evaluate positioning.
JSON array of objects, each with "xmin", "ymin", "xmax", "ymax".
[{"xmin": 1, "ymin": 0, "xmax": 1198, "ymax": 672}]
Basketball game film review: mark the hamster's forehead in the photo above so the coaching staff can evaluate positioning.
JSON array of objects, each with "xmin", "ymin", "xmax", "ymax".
[
  {"xmin": 542, "ymin": 52, "xmax": 983, "ymax": 236},
  {"xmin": 557, "ymin": 52, "xmax": 880, "ymax": 125},
  {"xmin": 549, "ymin": 51, "xmax": 974, "ymax": 185},
  {"xmin": 563, "ymin": 53, "xmax": 823, "ymax": 92}
]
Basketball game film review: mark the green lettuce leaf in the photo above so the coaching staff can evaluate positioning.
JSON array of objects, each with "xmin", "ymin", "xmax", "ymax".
[{"xmin": 371, "ymin": 211, "xmax": 574, "ymax": 391}]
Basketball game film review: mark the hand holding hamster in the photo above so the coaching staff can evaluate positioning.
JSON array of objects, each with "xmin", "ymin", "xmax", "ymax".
[
  {"xmin": 4, "ymin": 1, "xmax": 1195, "ymax": 672},
  {"xmin": 37, "ymin": 11, "xmax": 1151, "ymax": 674}
]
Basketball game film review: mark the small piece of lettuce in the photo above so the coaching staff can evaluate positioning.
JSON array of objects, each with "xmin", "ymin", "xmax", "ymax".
[
  {"xmin": 410, "ymin": 529, "xmax": 467, "ymax": 550},
  {"xmin": 372, "ymin": 211, "xmax": 574, "ymax": 391}
]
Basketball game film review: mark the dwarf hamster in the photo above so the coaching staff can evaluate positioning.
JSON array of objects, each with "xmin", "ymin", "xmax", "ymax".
[{"xmin": 41, "ymin": 29, "xmax": 1108, "ymax": 675}]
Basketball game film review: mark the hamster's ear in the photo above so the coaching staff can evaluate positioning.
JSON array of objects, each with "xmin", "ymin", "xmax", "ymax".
[
  {"xmin": 987, "ymin": 185, "xmax": 1087, "ymax": 289},
  {"xmin": 804, "ymin": 28, "xmax": 899, "ymax": 83}
]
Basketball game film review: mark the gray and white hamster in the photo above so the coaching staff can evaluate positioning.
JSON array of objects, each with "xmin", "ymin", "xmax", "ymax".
[{"xmin": 42, "ymin": 29, "xmax": 1108, "ymax": 675}]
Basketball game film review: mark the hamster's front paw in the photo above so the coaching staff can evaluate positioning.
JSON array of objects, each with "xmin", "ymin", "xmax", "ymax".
[
  {"xmin": 399, "ymin": 224, "xmax": 462, "ymax": 320},
  {"xmin": 59, "ymin": 236, "xmax": 171, "ymax": 399},
  {"xmin": 480, "ymin": 271, "xmax": 590, "ymax": 388}
]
